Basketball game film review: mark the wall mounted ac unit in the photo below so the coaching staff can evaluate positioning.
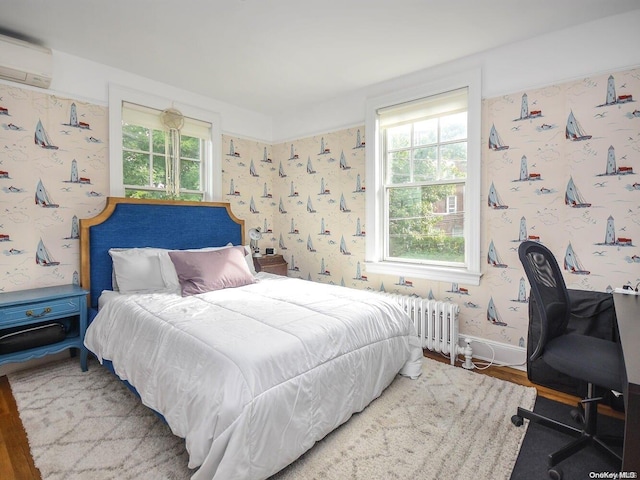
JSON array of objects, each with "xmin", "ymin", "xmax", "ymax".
[{"xmin": 0, "ymin": 34, "xmax": 52, "ymax": 89}]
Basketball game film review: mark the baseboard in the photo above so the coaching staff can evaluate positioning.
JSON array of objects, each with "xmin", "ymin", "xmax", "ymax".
[{"xmin": 458, "ymin": 335, "xmax": 527, "ymax": 371}]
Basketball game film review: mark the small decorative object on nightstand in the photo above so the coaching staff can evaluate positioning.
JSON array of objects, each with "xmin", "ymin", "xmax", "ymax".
[
  {"xmin": 253, "ymin": 254, "xmax": 288, "ymax": 276},
  {"xmin": 0, "ymin": 284, "xmax": 89, "ymax": 371}
]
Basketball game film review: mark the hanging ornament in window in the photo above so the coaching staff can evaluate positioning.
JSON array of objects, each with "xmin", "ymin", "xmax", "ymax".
[{"xmin": 160, "ymin": 107, "xmax": 185, "ymax": 198}]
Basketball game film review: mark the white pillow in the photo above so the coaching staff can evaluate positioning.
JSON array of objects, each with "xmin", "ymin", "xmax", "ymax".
[
  {"xmin": 109, "ymin": 248, "xmax": 167, "ymax": 294},
  {"xmin": 243, "ymin": 245, "xmax": 258, "ymax": 276}
]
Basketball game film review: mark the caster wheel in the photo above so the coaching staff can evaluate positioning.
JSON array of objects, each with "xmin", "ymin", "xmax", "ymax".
[
  {"xmin": 548, "ymin": 467, "xmax": 563, "ymax": 480},
  {"xmin": 511, "ymin": 415, "xmax": 523, "ymax": 427}
]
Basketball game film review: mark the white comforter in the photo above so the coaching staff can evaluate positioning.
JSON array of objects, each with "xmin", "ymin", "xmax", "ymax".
[{"xmin": 85, "ymin": 273, "xmax": 423, "ymax": 480}]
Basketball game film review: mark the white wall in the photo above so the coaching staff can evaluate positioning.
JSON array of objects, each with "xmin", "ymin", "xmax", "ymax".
[
  {"xmin": 42, "ymin": 50, "xmax": 274, "ymax": 142},
  {"xmin": 272, "ymin": 9, "xmax": 640, "ymax": 142}
]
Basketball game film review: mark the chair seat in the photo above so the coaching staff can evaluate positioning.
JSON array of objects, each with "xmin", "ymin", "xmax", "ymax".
[{"xmin": 543, "ymin": 334, "xmax": 624, "ymax": 392}]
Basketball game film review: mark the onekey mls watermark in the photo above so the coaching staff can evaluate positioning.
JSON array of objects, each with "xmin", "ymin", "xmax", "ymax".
[{"xmin": 589, "ymin": 473, "xmax": 638, "ymax": 479}]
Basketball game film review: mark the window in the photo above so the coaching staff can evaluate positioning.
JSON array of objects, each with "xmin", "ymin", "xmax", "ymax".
[
  {"xmin": 446, "ymin": 195, "xmax": 457, "ymax": 214},
  {"xmin": 365, "ymin": 70, "xmax": 482, "ymax": 285},
  {"xmin": 109, "ymin": 85, "xmax": 221, "ymax": 201},
  {"xmin": 121, "ymin": 103, "xmax": 211, "ymax": 200}
]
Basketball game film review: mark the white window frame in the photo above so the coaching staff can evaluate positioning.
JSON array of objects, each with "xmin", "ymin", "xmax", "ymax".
[
  {"xmin": 108, "ymin": 84, "xmax": 222, "ymax": 201},
  {"xmin": 365, "ymin": 69, "xmax": 482, "ymax": 286}
]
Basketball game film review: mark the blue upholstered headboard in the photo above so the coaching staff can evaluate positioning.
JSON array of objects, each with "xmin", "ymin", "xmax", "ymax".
[{"xmin": 80, "ymin": 197, "xmax": 245, "ymax": 309}]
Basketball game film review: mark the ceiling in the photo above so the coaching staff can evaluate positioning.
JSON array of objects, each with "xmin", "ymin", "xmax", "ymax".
[{"xmin": 1, "ymin": 1, "xmax": 638, "ymax": 116}]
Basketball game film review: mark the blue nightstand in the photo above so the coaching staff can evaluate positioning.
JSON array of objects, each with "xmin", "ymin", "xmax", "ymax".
[{"xmin": 0, "ymin": 285, "xmax": 89, "ymax": 371}]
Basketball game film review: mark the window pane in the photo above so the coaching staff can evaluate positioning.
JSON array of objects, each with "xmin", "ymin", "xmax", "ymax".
[
  {"xmin": 180, "ymin": 159, "xmax": 201, "ymax": 190},
  {"xmin": 440, "ymin": 142, "xmax": 467, "ymax": 180},
  {"xmin": 387, "ymin": 150, "xmax": 410, "ymax": 184},
  {"xmin": 180, "ymin": 135, "xmax": 201, "ymax": 159},
  {"xmin": 152, "ymin": 155, "xmax": 166, "ymax": 188},
  {"xmin": 388, "ymin": 184, "xmax": 465, "ymax": 263},
  {"xmin": 413, "ymin": 147, "xmax": 437, "ymax": 182},
  {"xmin": 123, "ymin": 151, "xmax": 151, "ymax": 186},
  {"xmin": 123, "ymin": 124, "xmax": 150, "ymax": 151},
  {"xmin": 152, "ymin": 130, "xmax": 165, "ymax": 153},
  {"xmin": 440, "ymin": 111, "xmax": 467, "ymax": 142},
  {"xmin": 387, "ymin": 124, "xmax": 411, "ymax": 150},
  {"xmin": 414, "ymin": 118, "xmax": 437, "ymax": 146},
  {"xmin": 125, "ymin": 189, "xmax": 172, "ymax": 200}
]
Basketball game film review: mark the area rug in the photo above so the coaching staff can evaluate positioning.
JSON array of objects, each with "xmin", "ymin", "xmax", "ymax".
[{"xmin": 8, "ymin": 356, "xmax": 536, "ymax": 480}]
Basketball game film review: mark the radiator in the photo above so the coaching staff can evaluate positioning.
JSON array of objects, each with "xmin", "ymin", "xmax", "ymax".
[{"xmin": 379, "ymin": 293, "xmax": 463, "ymax": 366}]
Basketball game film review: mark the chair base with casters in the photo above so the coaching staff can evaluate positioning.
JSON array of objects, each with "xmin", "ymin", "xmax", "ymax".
[{"xmin": 511, "ymin": 334, "xmax": 623, "ymax": 480}]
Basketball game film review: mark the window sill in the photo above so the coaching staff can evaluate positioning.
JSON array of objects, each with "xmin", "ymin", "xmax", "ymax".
[{"xmin": 364, "ymin": 260, "xmax": 482, "ymax": 286}]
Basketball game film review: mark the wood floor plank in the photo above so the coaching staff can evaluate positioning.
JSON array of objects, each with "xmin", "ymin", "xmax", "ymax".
[{"xmin": 0, "ymin": 376, "xmax": 41, "ymax": 480}]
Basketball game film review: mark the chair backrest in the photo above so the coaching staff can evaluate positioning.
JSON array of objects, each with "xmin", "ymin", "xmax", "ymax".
[{"xmin": 518, "ymin": 241, "xmax": 571, "ymax": 362}]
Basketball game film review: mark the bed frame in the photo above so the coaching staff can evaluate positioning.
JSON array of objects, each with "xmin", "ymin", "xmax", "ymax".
[
  {"xmin": 79, "ymin": 197, "xmax": 245, "ymax": 313},
  {"xmin": 78, "ymin": 197, "xmax": 245, "ymax": 412}
]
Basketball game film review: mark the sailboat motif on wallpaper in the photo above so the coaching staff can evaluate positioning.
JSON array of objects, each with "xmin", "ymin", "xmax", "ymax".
[
  {"xmin": 340, "ymin": 236, "xmax": 351, "ymax": 255},
  {"xmin": 278, "ymin": 198, "xmax": 287, "ymax": 214},
  {"xmin": 279, "ymin": 162, "xmax": 287, "ymax": 178},
  {"xmin": 488, "ymin": 124, "xmax": 509, "ymax": 151},
  {"xmin": 34, "ymin": 120, "xmax": 58, "ymax": 150},
  {"xmin": 249, "ymin": 197, "xmax": 259, "ymax": 214},
  {"xmin": 249, "ymin": 160, "xmax": 258, "ymax": 177},
  {"xmin": 307, "ymin": 235, "xmax": 316, "ymax": 252},
  {"xmin": 307, "ymin": 157, "xmax": 316, "ymax": 174},
  {"xmin": 487, "ymin": 240, "xmax": 507, "ymax": 268},
  {"xmin": 36, "ymin": 239, "xmax": 60, "ymax": 266},
  {"xmin": 339, "ymin": 152, "xmax": 351, "ymax": 170},
  {"xmin": 487, "ymin": 298, "xmax": 507, "ymax": 326},
  {"xmin": 339, "ymin": 194, "xmax": 351, "ymax": 212},
  {"xmin": 279, "ymin": 234, "xmax": 287, "ymax": 251},
  {"xmin": 35, "ymin": 180, "xmax": 59, "ymax": 208},
  {"xmin": 488, "ymin": 182, "xmax": 508, "ymax": 209},
  {"xmin": 565, "ymin": 111, "xmax": 592, "ymax": 141},
  {"xmin": 564, "ymin": 243, "xmax": 590, "ymax": 275},
  {"xmin": 565, "ymin": 177, "xmax": 591, "ymax": 208},
  {"xmin": 307, "ymin": 196, "xmax": 316, "ymax": 213}
]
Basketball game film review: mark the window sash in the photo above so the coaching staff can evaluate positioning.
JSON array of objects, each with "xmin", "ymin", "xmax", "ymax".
[
  {"xmin": 380, "ymin": 95, "xmax": 468, "ymax": 267},
  {"xmin": 364, "ymin": 68, "xmax": 482, "ymax": 285}
]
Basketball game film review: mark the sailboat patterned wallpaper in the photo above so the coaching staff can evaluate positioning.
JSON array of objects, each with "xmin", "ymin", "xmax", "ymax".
[
  {"xmin": 2, "ymin": 65, "xmax": 638, "ymax": 351},
  {"xmin": 222, "ymin": 66, "xmax": 640, "ymax": 350},
  {"xmin": 480, "ymin": 67, "xmax": 640, "ymax": 347},
  {"xmin": 0, "ymin": 84, "xmax": 109, "ymax": 292}
]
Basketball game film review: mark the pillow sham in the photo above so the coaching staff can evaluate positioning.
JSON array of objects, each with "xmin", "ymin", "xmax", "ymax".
[
  {"xmin": 109, "ymin": 248, "xmax": 166, "ymax": 294},
  {"xmin": 159, "ymin": 244, "xmax": 256, "ymax": 289},
  {"xmin": 168, "ymin": 245, "xmax": 256, "ymax": 296}
]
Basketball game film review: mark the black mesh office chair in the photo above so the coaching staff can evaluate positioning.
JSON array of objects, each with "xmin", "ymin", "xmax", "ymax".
[{"xmin": 512, "ymin": 241, "xmax": 624, "ymax": 480}]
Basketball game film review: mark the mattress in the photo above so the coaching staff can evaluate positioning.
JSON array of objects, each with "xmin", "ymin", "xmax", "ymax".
[{"xmin": 85, "ymin": 273, "xmax": 423, "ymax": 480}]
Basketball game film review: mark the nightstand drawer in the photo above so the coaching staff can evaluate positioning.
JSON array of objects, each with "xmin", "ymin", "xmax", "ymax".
[{"xmin": 0, "ymin": 297, "xmax": 80, "ymax": 327}]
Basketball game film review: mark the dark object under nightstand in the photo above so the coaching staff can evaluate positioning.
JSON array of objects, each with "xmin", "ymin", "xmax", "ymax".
[{"xmin": 253, "ymin": 254, "xmax": 288, "ymax": 276}]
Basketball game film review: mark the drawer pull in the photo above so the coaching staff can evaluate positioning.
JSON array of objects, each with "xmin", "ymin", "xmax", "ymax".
[{"xmin": 25, "ymin": 307, "xmax": 52, "ymax": 318}]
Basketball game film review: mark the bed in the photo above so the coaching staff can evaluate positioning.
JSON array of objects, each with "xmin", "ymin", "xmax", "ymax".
[{"xmin": 79, "ymin": 197, "xmax": 423, "ymax": 480}]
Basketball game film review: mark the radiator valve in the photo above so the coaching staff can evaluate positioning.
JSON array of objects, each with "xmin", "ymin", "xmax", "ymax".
[{"xmin": 462, "ymin": 338, "xmax": 474, "ymax": 370}]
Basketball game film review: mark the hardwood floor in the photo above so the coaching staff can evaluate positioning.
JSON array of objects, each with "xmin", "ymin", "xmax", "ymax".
[
  {"xmin": 0, "ymin": 352, "xmax": 625, "ymax": 480},
  {"xmin": 0, "ymin": 376, "xmax": 40, "ymax": 480}
]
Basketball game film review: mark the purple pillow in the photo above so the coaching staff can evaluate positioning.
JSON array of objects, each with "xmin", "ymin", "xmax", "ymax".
[{"xmin": 168, "ymin": 245, "xmax": 256, "ymax": 296}]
